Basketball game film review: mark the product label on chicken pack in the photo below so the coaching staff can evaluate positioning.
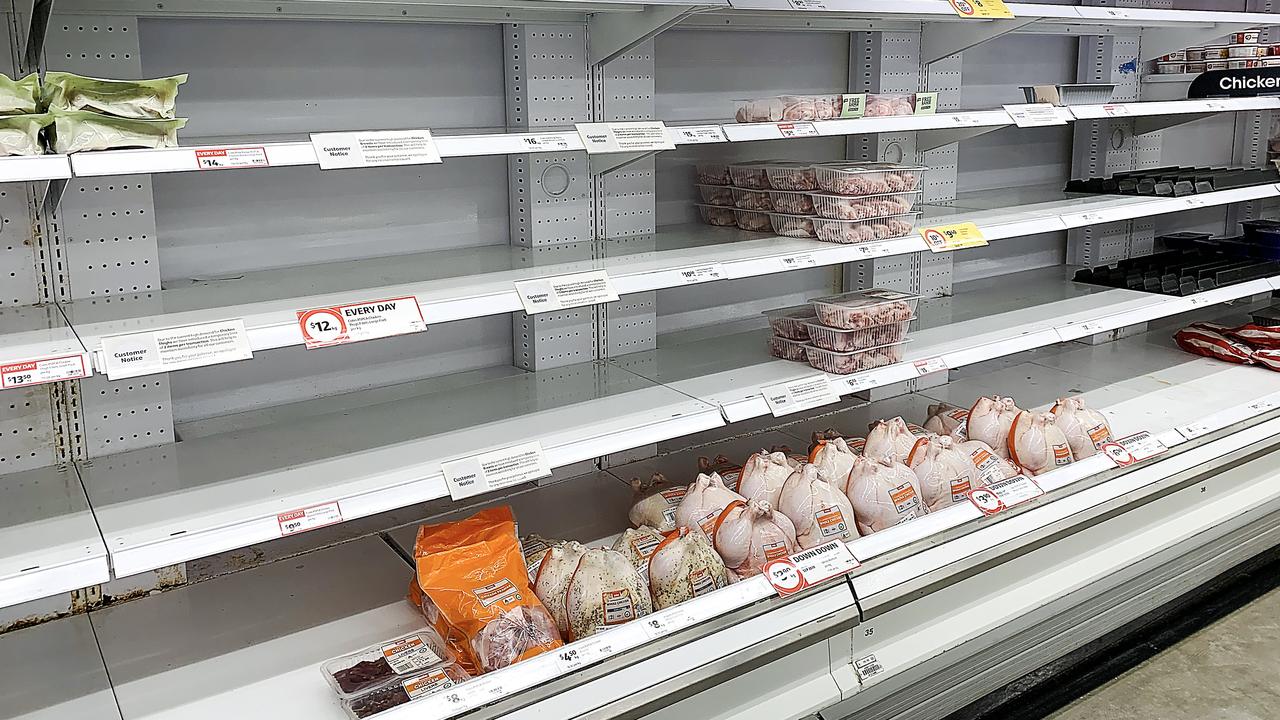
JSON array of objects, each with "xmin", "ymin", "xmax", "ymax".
[
  {"xmin": 815, "ymin": 506, "xmax": 850, "ymax": 539},
  {"xmin": 950, "ymin": 478, "xmax": 973, "ymax": 503},
  {"xmin": 296, "ymin": 296, "xmax": 425, "ymax": 349},
  {"xmin": 1052, "ymin": 443, "xmax": 1072, "ymax": 466},
  {"xmin": 100, "ymin": 320, "xmax": 253, "ymax": 379},
  {"xmin": 515, "ymin": 269, "xmax": 620, "ymax": 314},
  {"xmin": 1, "ymin": 354, "xmax": 89, "ymax": 389},
  {"xmin": 1087, "ymin": 423, "xmax": 1112, "ymax": 447},
  {"xmin": 687, "ymin": 568, "xmax": 717, "ymax": 598},
  {"xmin": 601, "ymin": 589, "xmax": 637, "ymax": 626},
  {"xmin": 403, "ymin": 669, "xmax": 458, "ymax": 700},
  {"xmin": 696, "ymin": 509, "xmax": 720, "ymax": 538},
  {"xmin": 763, "ymin": 541, "xmax": 790, "ymax": 562},
  {"xmin": 473, "ymin": 577, "xmax": 522, "ymax": 607},
  {"xmin": 630, "ymin": 534, "xmax": 661, "ymax": 562},
  {"xmin": 441, "ymin": 440, "xmax": 553, "ymax": 500},
  {"xmin": 382, "ymin": 633, "xmax": 445, "ymax": 674},
  {"xmin": 889, "ymin": 482, "xmax": 921, "ymax": 514}
]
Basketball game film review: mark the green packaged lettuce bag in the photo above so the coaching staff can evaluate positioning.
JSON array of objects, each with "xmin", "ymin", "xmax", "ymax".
[
  {"xmin": 50, "ymin": 110, "xmax": 186, "ymax": 154},
  {"xmin": 43, "ymin": 72, "xmax": 188, "ymax": 120},
  {"xmin": 0, "ymin": 113, "xmax": 52, "ymax": 156},
  {"xmin": 0, "ymin": 73, "xmax": 40, "ymax": 115}
]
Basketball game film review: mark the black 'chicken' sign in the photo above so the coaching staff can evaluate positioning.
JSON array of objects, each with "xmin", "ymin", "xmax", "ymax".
[{"xmin": 1187, "ymin": 67, "xmax": 1280, "ymax": 98}]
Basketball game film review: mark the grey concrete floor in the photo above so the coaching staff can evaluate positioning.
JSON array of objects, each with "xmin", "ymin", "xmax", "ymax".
[{"xmin": 1046, "ymin": 584, "xmax": 1280, "ymax": 720}]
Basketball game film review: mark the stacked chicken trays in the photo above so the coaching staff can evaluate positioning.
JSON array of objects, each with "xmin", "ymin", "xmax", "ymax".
[{"xmin": 766, "ymin": 288, "xmax": 919, "ymax": 374}]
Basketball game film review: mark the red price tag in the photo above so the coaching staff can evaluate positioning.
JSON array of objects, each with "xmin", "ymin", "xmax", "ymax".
[{"xmin": 764, "ymin": 558, "xmax": 805, "ymax": 596}]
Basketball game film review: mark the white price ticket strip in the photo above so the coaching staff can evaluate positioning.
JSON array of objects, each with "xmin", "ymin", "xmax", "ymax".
[
  {"xmin": 576, "ymin": 121, "xmax": 675, "ymax": 154},
  {"xmin": 1177, "ymin": 392, "xmax": 1280, "ymax": 440},
  {"xmin": 195, "ymin": 146, "xmax": 270, "ymax": 170},
  {"xmin": 677, "ymin": 263, "xmax": 726, "ymax": 284},
  {"xmin": 310, "ymin": 129, "xmax": 442, "ymax": 169},
  {"xmin": 778, "ymin": 253, "xmax": 818, "ymax": 270},
  {"xmin": 967, "ymin": 474, "xmax": 1044, "ymax": 516},
  {"xmin": 765, "ymin": 540, "xmax": 860, "ymax": 596},
  {"xmin": 296, "ymin": 296, "xmax": 426, "ymax": 349},
  {"xmin": 276, "ymin": 501, "xmax": 342, "ymax": 536},
  {"xmin": 100, "ymin": 320, "xmax": 252, "ymax": 379},
  {"xmin": 1101, "ymin": 431, "xmax": 1168, "ymax": 468},
  {"xmin": 1002, "ymin": 103, "xmax": 1067, "ymax": 128},
  {"xmin": 762, "ymin": 375, "xmax": 840, "ymax": 417},
  {"xmin": 670, "ymin": 125, "xmax": 728, "ymax": 144},
  {"xmin": 514, "ymin": 269, "xmax": 619, "ymax": 314},
  {"xmin": 1, "ymin": 353, "xmax": 90, "ymax": 389},
  {"xmin": 442, "ymin": 440, "xmax": 553, "ymax": 500}
]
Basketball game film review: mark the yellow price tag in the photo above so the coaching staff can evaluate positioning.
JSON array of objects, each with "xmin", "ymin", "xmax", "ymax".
[
  {"xmin": 948, "ymin": 0, "xmax": 1015, "ymax": 19},
  {"xmin": 919, "ymin": 222, "xmax": 988, "ymax": 253}
]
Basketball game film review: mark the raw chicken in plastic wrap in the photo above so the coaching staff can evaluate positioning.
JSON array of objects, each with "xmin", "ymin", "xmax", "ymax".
[
  {"xmin": 648, "ymin": 527, "xmax": 730, "ymax": 609},
  {"xmin": 809, "ymin": 436, "xmax": 858, "ymax": 487},
  {"xmin": 864, "ymin": 93, "xmax": 916, "ymax": 117},
  {"xmin": 922, "ymin": 402, "xmax": 969, "ymax": 442},
  {"xmin": 628, "ymin": 473, "xmax": 686, "ymax": 533},
  {"xmin": 906, "ymin": 435, "xmax": 975, "ymax": 510},
  {"xmin": 1049, "ymin": 397, "xmax": 1112, "ymax": 459},
  {"xmin": 738, "ymin": 450, "xmax": 798, "ymax": 508},
  {"xmin": 531, "ymin": 541, "xmax": 587, "ymax": 636},
  {"xmin": 565, "ymin": 548, "xmax": 653, "ymax": 640},
  {"xmin": 967, "ymin": 396, "xmax": 1023, "ymax": 459},
  {"xmin": 778, "ymin": 464, "xmax": 858, "ymax": 548},
  {"xmin": 612, "ymin": 526, "xmax": 664, "ymax": 581},
  {"xmin": 697, "ymin": 454, "xmax": 744, "ymax": 493},
  {"xmin": 1007, "ymin": 411, "xmax": 1074, "ymax": 476},
  {"xmin": 957, "ymin": 439, "xmax": 1020, "ymax": 486},
  {"xmin": 713, "ymin": 499, "xmax": 797, "ymax": 578},
  {"xmin": 521, "ymin": 533, "xmax": 561, "ymax": 583},
  {"xmin": 676, "ymin": 472, "xmax": 746, "ymax": 539},
  {"xmin": 864, "ymin": 417, "xmax": 917, "ymax": 463},
  {"xmin": 841, "ymin": 454, "xmax": 926, "ymax": 534}
]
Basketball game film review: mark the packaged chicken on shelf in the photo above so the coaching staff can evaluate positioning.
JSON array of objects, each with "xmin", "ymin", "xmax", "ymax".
[
  {"xmin": 696, "ymin": 203, "xmax": 737, "ymax": 227},
  {"xmin": 322, "ymin": 627, "xmax": 454, "ymax": 699},
  {"xmin": 50, "ymin": 109, "xmax": 187, "ymax": 153},
  {"xmin": 768, "ymin": 212, "xmax": 818, "ymax": 238},
  {"xmin": 768, "ymin": 334, "xmax": 811, "ymax": 361},
  {"xmin": 803, "ymin": 341, "xmax": 906, "ymax": 375},
  {"xmin": 735, "ymin": 208, "xmax": 773, "ymax": 232},
  {"xmin": 812, "ymin": 191, "xmax": 921, "ymax": 220},
  {"xmin": 343, "ymin": 663, "xmax": 471, "ymax": 719},
  {"xmin": 865, "ymin": 93, "xmax": 929, "ymax": 117},
  {"xmin": 804, "ymin": 318, "xmax": 913, "ymax": 352},
  {"xmin": 0, "ymin": 113, "xmax": 53, "ymax": 157},
  {"xmin": 0, "ymin": 73, "xmax": 40, "ymax": 115},
  {"xmin": 809, "ymin": 288, "xmax": 918, "ymax": 330},
  {"xmin": 731, "ymin": 186, "xmax": 774, "ymax": 211},
  {"xmin": 734, "ymin": 94, "xmax": 844, "ymax": 123},
  {"xmin": 813, "ymin": 212, "xmax": 919, "ymax": 244},
  {"xmin": 764, "ymin": 305, "xmax": 819, "ymax": 340},
  {"xmin": 763, "ymin": 162, "xmax": 820, "ymax": 191},
  {"xmin": 813, "ymin": 162, "xmax": 926, "ymax": 196},
  {"xmin": 696, "ymin": 162, "xmax": 732, "ymax": 185},
  {"xmin": 696, "ymin": 183, "xmax": 734, "ymax": 207},
  {"xmin": 43, "ymin": 72, "xmax": 188, "ymax": 119},
  {"xmin": 728, "ymin": 161, "xmax": 773, "ymax": 189},
  {"xmin": 767, "ymin": 189, "xmax": 817, "ymax": 215}
]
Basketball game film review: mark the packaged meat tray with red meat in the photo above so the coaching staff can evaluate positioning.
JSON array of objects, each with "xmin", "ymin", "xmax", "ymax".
[
  {"xmin": 731, "ymin": 186, "xmax": 774, "ymax": 211},
  {"xmin": 696, "ymin": 203, "xmax": 737, "ymax": 227},
  {"xmin": 696, "ymin": 162, "xmax": 731, "ymax": 185},
  {"xmin": 344, "ymin": 664, "xmax": 471, "ymax": 719},
  {"xmin": 767, "ymin": 189, "xmax": 817, "ymax": 215},
  {"xmin": 768, "ymin": 212, "xmax": 818, "ymax": 238},
  {"xmin": 804, "ymin": 341, "xmax": 907, "ymax": 374},
  {"xmin": 813, "ymin": 212, "xmax": 920, "ymax": 244},
  {"xmin": 812, "ymin": 191, "xmax": 920, "ymax": 220},
  {"xmin": 728, "ymin": 162, "xmax": 773, "ymax": 189},
  {"xmin": 735, "ymin": 209, "xmax": 773, "ymax": 232},
  {"xmin": 805, "ymin": 318, "xmax": 913, "ymax": 351},
  {"xmin": 810, "ymin": 288, "xmax": 918, "ymax": 330},
  {"xmin": 769, "ymin": 335, "xmax": 811, "ymax": 361},
  {"xmin": 764, "ymin": 305, "xmax": 819, "ymax": 340},
  {"xmin": 696, "ymin": 183, "xmax": 734, "ymax": 207},
  {"xmin": 763, "ymin": 162, "xmax": 820, "ymax": 191},
  {"xmin": 813, "ymin": 162, "xmax": 926, "ymax": 196},
  {"xmin": 323, "ymin": 627, "xmax": 454, "ymax": 699}
]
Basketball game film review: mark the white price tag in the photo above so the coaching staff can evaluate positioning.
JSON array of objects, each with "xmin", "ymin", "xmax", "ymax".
[
  {"xmin": 913, "ymin": 357, "xmax": 947, "ymax": 376},
  {"xmin": 277, "ymin": 501, "xmax": 342, "ymax": 536},
  {"xmin": 1101, "ymin": 431, "xmax": 1168, "ymax": 467},
  {"xmin": 441, "ymin": 440, "xmax": 553, "ymax": 500},
  {"xmin": 518, "ymin": 133, "xmax": 575, "ymax": 152},
  {"xmin": 575, "ymin": 122, "xmax": 675, "ymax": 154},
  {"xmin": 671, "ymin": 125, "xmax": 728, "ymax": 144},
  {"xmin": 949, "ymin": 113, "xmax": 985, "ymax": 126},
  {"xmin": 640, "ymin": 607, "xmax": 698, "ymax": 640},
  {"xmin": 762, "ymin": 375, "xmax": 840, "ymax": 417},
  {"xmin": 1002, "ymin": 103, "xmax": 1067, "ymax": 128},
  {"xmin": 1177, "ymin": 420, "xmax": 1215, "ymax": 440},
  {"xmin": 464, "ymin": 676, "xmax": 508, "ymax": 707},
  {"xmin": 766, "ymin": 540, "xmax": 859, "ymax": 596},
  {"xmin": 1203, "ymin": 101, "xmax": 1229, "ymax": 112},
  {"xmin": 100, "ymin": 320, "xmax": 252, "ymax": 379},
  {"xmin": 1102, "ymin": 104, "xmax": 1130, "ymax": 117},
  {"xmin": 677, "ymin": 263, "xmax": 726, "ymax": 284},
  {"xmin": 515, "ymin": 269, "xmax": 620, "ymax": 314},
  {"xmin": 310, "ymin": 129, "xmax": 441, "ymax": 169},
  {"xmin": 296, "ymin": 296, "xmax": 426, "ymax": 349},
  {"xmin": 1057, "ymin": 319, "xmax": 1109, "ymax": 342},
  {"xmin": 1247, "ymin": 397, "xmax": 1279, "ymax": 415},
  {"xmin": 1183, "ymin": 195, "xmax": 1210, "ymax": 209},
  {"xmin": 985, "ymin": 474, "xmax": 1044, "ymax": 509},
  {"xmin": 787, "ymin": 0, "xmax": 827, "ymax": 8},
  {"xmin": 1, "ymin": 354, "xmax": 89, "ymax": 389},
  {"xmin": 195, "ymin": 146, "xmax": 269, "ymax": 170},
  {"xmin": 778, "ymin": 253, "xmax": 819, "ymax": 270},
  {"xmin": 843, "ymin": 373, "xmax": 879, "ymax": 393},
  {"xmin": 854, "ymin": 654, "xmax": 884, "ymax": 681},
  {"xmin": 777, "ymin": 122, "xmax": 819, "ymax": 138},
  {"xmin": 1099, "ymin": 7, "xmax": 1130, "ymax": 18}
]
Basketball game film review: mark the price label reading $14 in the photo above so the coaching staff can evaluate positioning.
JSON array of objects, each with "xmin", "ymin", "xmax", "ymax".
[{"xmin": 920, "ymin": 222, "xmax": 987, "ymax": 253}]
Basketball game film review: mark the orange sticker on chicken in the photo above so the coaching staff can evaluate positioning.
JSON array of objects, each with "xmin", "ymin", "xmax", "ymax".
[
  {"xmin": 601, "ymin": 590, "xmax": 637, "ymax": 626},
  {"xmin": 889, "ymin": 482, "xmax": 921, "ymax": 514},
  {"xmin": 815, "ymin": 506, "xmax": 850, "ymax": 538}
]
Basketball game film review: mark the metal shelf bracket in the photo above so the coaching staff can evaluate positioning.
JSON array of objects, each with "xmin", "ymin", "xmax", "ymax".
[
  {"xmin": 589, "ymin": 149, "xmax": 657, "ymax": 175},
  {"xmin": 1134, "ymin": 112, "xmax": 1213, "ymax": 135},
  {"xmin": 916, "ymin": 124, "xmax": 1005, "ymax": 152},
  {"xmin": 588, "ymin": 3, "xmax": 711, "ymax": 66},
  {"xmin": 921, "ymin": 16, "xmax": 1038, "ymax": 65},
  {"xmin": 1139, "ymin": 24, "xmax": 1257, "ymax": 63}
]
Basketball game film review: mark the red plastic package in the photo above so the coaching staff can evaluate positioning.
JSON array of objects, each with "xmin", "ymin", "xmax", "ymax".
[
  {"xmin": 1226, "ymin": 324, "xmax": 1280, "ymax": 349},
  {"xmin": 1252, "ymin": 348, "xmax": 1280, "ymax": 371},
  {"xmin": 1174, "ymin": 326, "xmax": 1253, "ymax": 364}
]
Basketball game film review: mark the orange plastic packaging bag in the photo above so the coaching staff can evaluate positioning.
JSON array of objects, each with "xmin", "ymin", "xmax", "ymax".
[{"xmin": 412, "ymin": 507, "xmax": 563, "ymax": 674}]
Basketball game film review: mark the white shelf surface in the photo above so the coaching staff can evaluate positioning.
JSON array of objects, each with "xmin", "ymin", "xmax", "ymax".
[
  {"xmin": 1068, "ymin": 96, "xmax": 1280, "ymax": 119},
  {"xmin": 76, "ymin": 362, "xmax": 723, "ymax": 578},
  {"xmin": 0, "ymin": 154, "xmax": 71, "ymax": 183},
  {"xmin": 0, "ymin": 464, "xmax": 110, "ymax": 611},
  {"xmin": 0, "ymin": 614, "xmax": 122, "ymax": 720},
  {"xmin": 614, "ymin": 267, "xmax": 1279, "ymax": 424},
  {"xmin": 719, "ymin": 0, "xmax": 1274, "ymax": 26}
]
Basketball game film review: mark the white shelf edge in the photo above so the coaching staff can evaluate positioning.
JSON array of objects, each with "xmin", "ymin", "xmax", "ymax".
[
  {"xmin": 722, "ymin": 0, "xmax": 1276, "ymax": 26},
  {"xmin": 0, "ymin": 154, "xmax": 71, "ymax": 182}
]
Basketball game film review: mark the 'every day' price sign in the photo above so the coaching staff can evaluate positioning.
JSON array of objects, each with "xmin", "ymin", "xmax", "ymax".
[{"xmin": 296, "ymin": 296, "xmax": 426, "ymax": 349}]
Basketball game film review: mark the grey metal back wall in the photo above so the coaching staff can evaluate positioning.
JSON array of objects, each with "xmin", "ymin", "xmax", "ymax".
[{"xmin": 657, "ymin": 269, "xmax": 839, "ymax": 336}]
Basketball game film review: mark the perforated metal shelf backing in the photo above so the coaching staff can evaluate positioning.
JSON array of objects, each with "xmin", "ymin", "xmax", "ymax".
[
  {"xmin": 593, "ymin": 42, "xmax": 657, "ymax": 239},
  {"xmin": 80, "ymin": 374, "xmax": 173, "ymax": 456},
  {"xmin": 0, "ymin": 185, "xmax": 37, "ymax": 306},
  {"xmin": 0, "ymin": 385, "xmax": 57, "ymax": 471}
]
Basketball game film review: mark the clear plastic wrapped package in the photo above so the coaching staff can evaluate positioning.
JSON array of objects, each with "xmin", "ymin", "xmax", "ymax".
[
  {"xmin": 812, "ymin": 191, "xmax": 919, "ymax": 220},
  {"xmin": 50, "ymin": 110, "xmax": 186, "ymax": 153},
  {"xmin": 731, "ymin": 186, "xmax": 773, "ymax": 211},
  {"xmin": 805, "ymin": 319, "xmax": 913, "ymax": 351},
  {"xmin": 813, "ymin": 163, "xmax": 926, "ymax": 196},
  {"xmin": 343, "ymin": 663, "xmax": 471, "ymax": 719},
  {"xmin": 696, "ymin": 162, "xmax": 731, "ymax": 185},
  {"xmin": 763, "ymin": 162, "xmax": 819, "ymax": 191},
  {"xmin": 768, "ymin": 335, "xmax": 811, "ymax": 361},
  {"xmin": 696, "ymin": 183, "xmax": 734, "ymax": 207},
  {"xmin": 764, "ymin": 305, "xmax": 819, "ymax": 340},
  {"xmin": 768, "ymin": 212, "xmax": 817, "ymax": 238},
  {"xmin": 734, "ymin": 95, "xmax": 844, "ymax": 123},
  {"xmin": 813, "ymin": 213, "xmax": 920, "ymax": 244},
  {"xmin": 696, "ymin": 203, "xmax": 738, "ymax": 227},
  {"xmin": 728, "ymin": 162, "xmax": 772, "ymax": 189},
  {"xmin": 0, "ymin": 73, "xmax": 40, "ymax": 115},
  {"xmin": 768, "ymin": 190, "xmax": 816, "ymax": 215},
  {"xmin": 322, "ymin": 627, "xmax": 454, "ymax": 699},
  {"xmin": 809, "ymin": 289, "xmax": 919, "ymax": 330},
  {"xmin": 804, "ymin": 342, "xmax": 906, "ymax": 374},
  {"xmin": 43, "ymin": 72, "xmax": 188, "ymax": 119},
  {"xmin": 735, "ymin": 209, "xmax": 773, "ymax": 232},
  {"xmin": 0, "ymin": 113, "xmax": 52, "ymax": 156}
]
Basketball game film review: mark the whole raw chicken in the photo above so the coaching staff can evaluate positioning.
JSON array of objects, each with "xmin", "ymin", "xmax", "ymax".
[
  {"xmin": 842, "ymin": 454, "xmax": 926, "ymax": 535},
  {"xmin": 1050, "ymin": 396, "xmax": 1112, "ymax": 459},
  {"xmin": 906, "ymin": 435, "xmax": 975, "ymax": 510},
  {"xmin": 865, "ymin": 417, "xmax": 917, "ymax": 462},
  {"xmin": 675, "ymin": 472, "xmax": 746, "ymax": 539},
  {"xmin": 956, "ymin": 439, "xmax": 1020, "ymax": 486},
  {"xmin": 697, "ymin": 454, "xmax": 743, "ymax": 493},
  {"xmin": 532, "ymin": 540, "xmax": 587, "ymax": 636},
  {"xmin": 810, "ymin": 436, "xmax": 858, "ymax": 487},
  {"xmin": 628, "ymin": 473, "xmax": 686, "ymax": 533},
  {"xmin": 713, "ymin": 499, "xmax": 797, "ymax": 578},
  {"xmin": 612, "ymin": 526, "xmax": 664, "ymax": 580},
  {"xmin": 564, "ymin": 547, "xmax": 653, "ymax": 640},
  {"xmin": 738, "ymin": 450, "xmax": 796, "ymax": 508},
  {"xmin": 923, "ymin": 403, "xmax": 969, "ymax": 442},
  {"xmin": 778, "ymin": 463, "xmax": 859, "ymax": 547},
  {"xmin": 648, "ymin": 527, "xmax": 729, "ymax": 609},
  {"xmin": 521, "ymin": 534, "xmax": 560, "ymax": 582},
  {"xmin": 1007, "ymin": 411, "xmax": 1074, "ymax": 476},
  {"xmin": 967, "ymin": 397, "xmax": 1023, "ymax": 459}
]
